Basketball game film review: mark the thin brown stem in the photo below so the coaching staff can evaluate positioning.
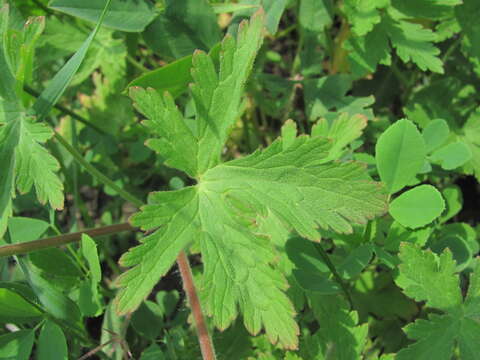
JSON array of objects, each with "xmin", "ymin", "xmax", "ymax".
[
  {"xmin": 330, "ymin": 20, "xmax": 350, "ymax": 75},
  {"xmin": 0, "ymin": 223, "xmax": 134, "ymax": 257},
  {"xmin": 177, "ymin": 251, "xmax": 216, "ymax": 360}
]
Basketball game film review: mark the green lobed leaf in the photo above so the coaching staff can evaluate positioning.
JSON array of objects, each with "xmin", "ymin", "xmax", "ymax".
[
  {"xmin": 396, "ymin": 243, "xmax": 462, "ymax": 311},
  {"xmin": 129, "ymin": 88, "xmax": 198, "ymax": 178},
  {"xmin": 344, "ymin": 20, "xmax": 391, "ymax": 78},
  {"xmin": 431, "ymin": 234, "xmax": 473, "ymax": 271},
  {"xmin": 1, "ymin": 0, "xmax": 112, "ymax": 232},
  {"xmin": 375, "ymin": 119, "xmax": 426, "ymax": 194},
  {"xmin": 117, "ymin": 12, "xmax": 388, "ymax": 349},
  {"xmin": 384, "ymin": 13, "xmax": 443, "ymax": 73},
  {"xmin": 345, "ymin": 3, "xmax": 451, "ymax": 75},
  {"xmin": 49, "ymin": 0, "xmax": 156, "ymax": 32},
  {"xmin": 343, "ymin": 0, "xmax": 389, "ymax": 36},
  {"xmin": 118, "ymin": 133, "xmax": 387, "ymax": 348},
  {"xmin": 311, "ymin": 113, "xmax": 368, "ymax": 161},
  {"xmin": 203, "ymin": 135, "xmax": 387, "ymax": 236},
  {"xmin": 133, "ymin": 11, "xmax": 264, "ymax": 176},
  {"xmin": 396, "ymin": 245, "xmax": 480, "ymax": 359},
  {"xmin": 0, "ymin": 9, "xmax": 62, "ymax": 234},
  {"xmin": 389, "ymin": 185, "xmax": 445, "ymax": 229}
]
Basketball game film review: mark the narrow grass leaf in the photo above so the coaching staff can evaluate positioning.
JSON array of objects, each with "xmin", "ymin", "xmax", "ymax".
[{"xmin": 33, "ymin": 0, "xmax": 112, "ymax": 121}]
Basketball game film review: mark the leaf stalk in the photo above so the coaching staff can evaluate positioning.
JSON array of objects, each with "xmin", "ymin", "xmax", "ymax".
[
  {"xmin": 314, "ymin": 243, "xmax": 355, "ymax": 309},
  {"xmin": 177, "ymin": 251, "xmax": 217, "ymax": 360}
]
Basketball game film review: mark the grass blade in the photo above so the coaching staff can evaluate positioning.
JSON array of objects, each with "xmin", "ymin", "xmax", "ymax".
[{"xmin": 32, "ymin": 0, "xmax": 112, "ymax": 121}]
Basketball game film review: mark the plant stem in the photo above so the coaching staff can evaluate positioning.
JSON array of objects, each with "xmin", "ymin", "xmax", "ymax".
[
  {"xmin": 314, "ymin": 243, "xmax": 355, "ymax": 310},
  {"xmin": 53, "ymin": 132, "xmax": 144, "ymax": 208},
  {"xmin": 177, "ymin": 251, "xmax": 216, "ymax": 360},
  {"xmin": 0, "ymin": 223, "xmax": 134, "ymax": 257},
  {"xmin": 442, "ymin": 35, "xmax": 462, "ymax": 63},
  {"xmin": 330, "ymin": 20, "xmax": 350, "ymax": 74},
  {"xmin": 390, "ymin": 60, "xmax": 410, "ymax": 89},
  {"xmin": 24, "ymin": 85, "xmax": 107, "ymax": 135},
  {"xmin": 126, "ymin": 54, "xmax": 149, "ymax": 73},
  {"xmin": 32, "ymin": 0, "xmax": 55, "ymax": 15}
]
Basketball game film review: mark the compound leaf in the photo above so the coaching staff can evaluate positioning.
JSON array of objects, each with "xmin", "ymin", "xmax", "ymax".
[
  {"xmin": 0, "ymin": 7, "xmax": 63, "ymax": 236},
  {"xmin": 396, "ymin": 244, "xmax": 480, "ymax": 359},
  {"xmin": 345, "ymin": 1, "xmax": 460, "ymax": 75},
  {"xmin": 343, "ymin": 0, "xmax": 389, "ymax": 36},
  {"xmin": 396, "ymin": 243, "xmax": 461, "ymax": 311},
  {"xmin": 385, "ymin": 15, "xmax": 443, "ymax": 73}
]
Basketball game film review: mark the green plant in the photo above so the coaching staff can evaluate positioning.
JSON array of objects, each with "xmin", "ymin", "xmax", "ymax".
[{"xmin": 0, "ymin": 0, "xmax": 479, "ymax": 359}]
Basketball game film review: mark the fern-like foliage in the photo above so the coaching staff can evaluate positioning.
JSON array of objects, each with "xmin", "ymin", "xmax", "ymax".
[{"xmin": 0, "ymin": 7, "xmax": 63, "ymax": 236}]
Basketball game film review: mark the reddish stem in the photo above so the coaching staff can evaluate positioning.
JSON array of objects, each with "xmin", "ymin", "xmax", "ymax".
[
  {"xmin": 177, "ymin": 251, "xmax": 216, "ymax": 360},
  {"xmin": 0, "ymin": 223, "xmax": 134, "ymax": 257}
]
